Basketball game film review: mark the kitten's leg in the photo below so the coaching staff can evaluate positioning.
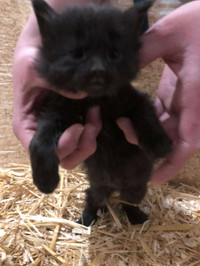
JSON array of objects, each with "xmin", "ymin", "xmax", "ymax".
[
  {"xmin": 125, "ymin": 90, "xmax": 173, "ymax": 159},
  {"xmin": 77, "ymin": 186, "xmax": 112, "ymax": 226},
  {"xmin": 120, "ymin": 184, "xmax": 148, "ymax": 225},
  {"xmin": 77, "ymin": 188, "xmax": 99, "ymax": 226},
  {"xmin": 29, "ymin": 114, "xmax": 64, "ymax": 194}
]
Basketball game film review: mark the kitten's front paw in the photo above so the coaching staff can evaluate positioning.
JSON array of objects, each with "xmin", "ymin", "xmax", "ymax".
[
  {"xmin": 33, "ymin": 167, "xmax": 60, "ymax": 194},
  {"xmin": 30, "ymin": 142, "xmax": 60, "ymax": 194},
  {"xmin": 142, "ymin": 133, "xmax": 173, "ymax": 160}
]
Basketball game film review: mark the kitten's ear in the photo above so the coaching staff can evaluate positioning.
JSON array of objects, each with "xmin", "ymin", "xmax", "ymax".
[
  {"xmin": 32, "ymin": 0, "xmax": 57, "ymax": 37},
  {"xmin": 123, "ymin": 0, "xmax": 153, "ymax": 32}
]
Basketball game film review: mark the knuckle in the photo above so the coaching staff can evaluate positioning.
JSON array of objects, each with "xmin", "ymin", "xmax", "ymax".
[{"xmin": 153, "ymin": 19, "xmax": 173, "ymax": 40}]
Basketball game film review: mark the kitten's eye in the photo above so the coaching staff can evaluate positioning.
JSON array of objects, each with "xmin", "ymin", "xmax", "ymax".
[
  {"xmin": 71, "ymin": 48, "xmax": 84, "ymax": 60},
  {"xmin": 108, "ymin": 49, "xmax": 121, "ymax": 62}
]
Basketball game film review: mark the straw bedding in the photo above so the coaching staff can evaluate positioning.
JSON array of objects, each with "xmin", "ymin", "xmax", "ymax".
[{"xmin": 0, "ymin": 165, "xmax": 199, "ymax": 265}]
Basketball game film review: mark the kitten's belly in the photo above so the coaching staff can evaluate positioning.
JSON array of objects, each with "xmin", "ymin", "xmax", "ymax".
[{"xmin": 84, "ymin": 123, "xmax": 153, "ymax": 189}]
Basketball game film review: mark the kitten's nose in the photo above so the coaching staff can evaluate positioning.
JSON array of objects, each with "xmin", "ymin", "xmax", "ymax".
[{"xmin": 90, "ymin": 57, "xmax": 105, "ymax": 75}]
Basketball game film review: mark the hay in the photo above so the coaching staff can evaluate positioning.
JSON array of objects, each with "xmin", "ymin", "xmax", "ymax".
[{"xmin": 0, "ymin": 165, "xmax": 199, "ymax": 265}]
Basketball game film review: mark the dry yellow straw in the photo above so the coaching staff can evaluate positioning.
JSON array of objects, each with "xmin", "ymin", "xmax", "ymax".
[
  {"xmin": 21, "ymin": 215, "xmax": 88, "ymax": 229},
  {"xmin": 42, "ymin": 244, "xmax": 66, "ymax": 263},
  {"xmin": 90, "ymin": 253, "xmax": 104, "ymax": 266},
  {"xmin": 0, "ymin": 164, "xmax": 199, "ymax": 265},
  {"xmin": 49, "ymin": 173, "xmax": 64, "ymax": 251},
  {"xmin": 106, "ymin": 203, "xmax": 122, "ymax": 229}
]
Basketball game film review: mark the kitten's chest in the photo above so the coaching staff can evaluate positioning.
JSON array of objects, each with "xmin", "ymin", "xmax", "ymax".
[
  {"xmin": 44, "ymin": 87, "xmax": 137, "ymax": 125},
  {"xmin": 63, "ymin": 95, "xmax": 133, "ymax": 123},
  {"xmin": 98, "ymin": 93, "xmax": 135, "ymax": 122}
]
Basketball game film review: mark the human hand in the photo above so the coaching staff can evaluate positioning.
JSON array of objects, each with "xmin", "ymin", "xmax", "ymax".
[
  {"xmin": 117, "ymin": 1, "xmax": 200, "ymax": 185},
  {"xmin": 13, "ymin": 46, "xmax": 102, "ymax": 169},
  {"xmin": 13, "ymin": 0, "xmax": 102, "ymax": 170}
]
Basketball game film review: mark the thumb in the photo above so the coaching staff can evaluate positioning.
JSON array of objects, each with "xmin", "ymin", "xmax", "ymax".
[
  {"xmin": 139, "ymin": 23, "xmax": 169, "ymax": 67},
  {"xmin": 140, "ymin": 12, "xmax": 180, "ymax": 68},
  {"xmin": 152, "ymin": 66, "xmax": 200, "ymax": 185}
]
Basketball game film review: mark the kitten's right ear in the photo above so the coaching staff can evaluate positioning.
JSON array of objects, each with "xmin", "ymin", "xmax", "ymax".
[
  {"xmin": 123, "ymin": 0, "xmax": 154, "ymax": 33},
  {"xmin": 32, "ymin": 0, "xmax": 57, "ymax": 37}
]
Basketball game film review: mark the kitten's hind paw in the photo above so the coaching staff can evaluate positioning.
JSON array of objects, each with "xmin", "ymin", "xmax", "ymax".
[
  {"xmin": 77, "ymin": 214, "xmax": 98, "ymax": 227},
  {"xmin": 123, "ymin": 205, "xmax": 148, "ymax": 225},
  {"xmin": 77, "ymin": 207, "xmax": 99, "ymax": 226},
  {"xmin": 128, "ymin": 210, "xmax": 148, "ymax": 225}
]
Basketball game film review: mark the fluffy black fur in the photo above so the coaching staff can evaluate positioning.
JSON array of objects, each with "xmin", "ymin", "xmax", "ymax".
[{"xmin": 30, "ymin": 0, "xmax": 172, "ymax": 226}]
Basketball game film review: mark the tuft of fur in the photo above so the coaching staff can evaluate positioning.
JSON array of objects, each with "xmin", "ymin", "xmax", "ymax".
[{"xmin": 30, "ymin": 0, "xmax": 172, "ymax": 225}]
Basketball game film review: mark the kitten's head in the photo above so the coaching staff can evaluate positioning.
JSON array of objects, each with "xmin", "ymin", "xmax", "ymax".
[{"xmin": 32, "ymin": 0, "xmax": 153, "ymax": 97}]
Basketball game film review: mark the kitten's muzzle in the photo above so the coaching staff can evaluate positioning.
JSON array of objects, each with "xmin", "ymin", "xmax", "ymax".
[
  {"xmin": 88, "ymin": 65, "xmax": 106, "ymax": 96},
  {"xmin": 88, "ymin": 80, "xmax": 105, "ymax": 96},
  {"xmin": 90, "ymin": 57, "xmax": 105, "ymax": 74},
  {"xmin": 87, "ymin": 57, "xmax": 108, "ymax": 96},
  {"xmin": 90, "ymin": 57, "xmax": 106, "ymax": 84}
]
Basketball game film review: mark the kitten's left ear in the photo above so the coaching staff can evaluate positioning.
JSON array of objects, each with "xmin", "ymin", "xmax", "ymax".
[
  {"xmin": 32, "ymin": 0, "xmax": 57, "ymax": 38},
  {"xmin": 123, "ymin": 0, "xmax": 153, "ymax": 32}
]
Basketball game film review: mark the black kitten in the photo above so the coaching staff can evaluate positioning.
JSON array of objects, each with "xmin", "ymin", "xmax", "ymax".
[{"xmin": 30, "ymin": 0, "xmax": 172, "ymax": 226}]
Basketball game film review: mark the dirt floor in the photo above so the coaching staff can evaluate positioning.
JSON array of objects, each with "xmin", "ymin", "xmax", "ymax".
[{"xmin": 0, "ymin": 0, "xmax": 199, "ymax": 183}]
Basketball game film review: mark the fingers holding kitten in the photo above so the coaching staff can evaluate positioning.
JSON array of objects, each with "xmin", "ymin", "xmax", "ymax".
[
  {"xmin": 56, "ymin": 106, "xmax": 102, "ymax": 170},
  {"xmin": 58, "ymin": 124, "xmax": 97, "ymax": 170},
  {"xmin": 85, "ymin": 106, "xmax": 102, "ymax": 136},
  {"xmin": 116, "ymin": 117, "xmax": 138, "ymax": 145}
]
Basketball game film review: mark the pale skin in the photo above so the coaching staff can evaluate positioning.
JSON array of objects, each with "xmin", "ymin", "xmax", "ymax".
[
  {"xmin": 13, "ymin": 0, "xmax": 200, "ymax": 183},
  {"xmin": 118, "ymin": 0, "xmax": 200, "ymax": 185}
]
